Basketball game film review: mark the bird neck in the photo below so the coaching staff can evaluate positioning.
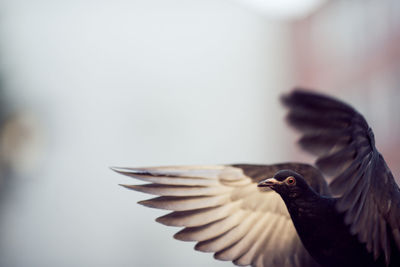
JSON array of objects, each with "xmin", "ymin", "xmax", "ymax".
[
  {"xmin": 282, "ymin": 188, "xmax": 337, "ymax": 236},
  {"xmin": 280, "ymin": 187, "xmax": 322, "ymax": 216}
]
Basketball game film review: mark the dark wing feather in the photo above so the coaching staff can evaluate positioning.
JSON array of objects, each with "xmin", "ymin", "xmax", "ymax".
[
  {"xmin": 283, "ymin": 89, "xmax": 400, "ymax": 264},
  {"xmin": 113, "ymin": 164, "xmax": 322, "ymax": 267}
]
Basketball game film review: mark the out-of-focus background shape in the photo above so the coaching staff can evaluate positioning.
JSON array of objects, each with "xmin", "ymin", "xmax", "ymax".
[{"xmin": 0, "ymin": 0, "xmax": 398, "ymax": 266}]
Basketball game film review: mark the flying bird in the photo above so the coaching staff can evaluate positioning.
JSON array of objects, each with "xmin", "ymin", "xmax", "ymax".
[{"xmin": 112, "ymin": 89, "xmax": 400, "ymax": 267}]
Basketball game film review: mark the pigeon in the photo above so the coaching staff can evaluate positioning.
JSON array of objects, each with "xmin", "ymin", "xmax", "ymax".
[{"xmin": 112, "ymin": 89, "xmax": 400, "ymax": 267}]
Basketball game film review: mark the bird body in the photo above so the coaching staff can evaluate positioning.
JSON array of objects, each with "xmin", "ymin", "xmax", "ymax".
[
  {"xmin": 290, "ymin": 197, "xmax": 379, "ymax": 267},
  {"xmin": 113, "ymin": 89, "xmax": 400, "ymax": 266},
  {"xmin": 260, "ymin": 170, "xmax": 394, "ymax": 267}
]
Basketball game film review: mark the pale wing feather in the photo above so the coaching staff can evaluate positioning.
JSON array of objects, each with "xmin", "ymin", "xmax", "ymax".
[
  {"xmin": 113, "ymin": 165, "xmax": 320, "ymax": 267},
  {"xmin": 139, "ymin": 195, "xmax": 231, "ymax": 211},
  {"xmin": 156, "ymin": 201, "xmax": 242, "ymax": 227},
  {"xmin": 174, "ymin": 210, "xmax": 246, "ymax": 241},
  {"xmin": 195, "ymin": 211, "xmax": 260, "ymax": 253}
]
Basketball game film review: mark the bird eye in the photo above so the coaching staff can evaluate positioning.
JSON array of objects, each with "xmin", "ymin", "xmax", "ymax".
[{"xmin": 286, "ymin": 176, "xmax": 296, "ymax": 185}]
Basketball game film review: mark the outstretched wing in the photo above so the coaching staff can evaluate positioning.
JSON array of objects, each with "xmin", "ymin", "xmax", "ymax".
[
  {"xmin": 283, "ymin": 89, "xmax": 400, "ymax": 264},
  {"xmin": 112, "ymin": 163, "xmax": 322, "ymax": 267}
]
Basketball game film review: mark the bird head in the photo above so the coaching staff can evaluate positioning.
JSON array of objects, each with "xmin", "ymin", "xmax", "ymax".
[{"xmin": 257, "ymin": 170, "xmax": 312, "ymax": 199}]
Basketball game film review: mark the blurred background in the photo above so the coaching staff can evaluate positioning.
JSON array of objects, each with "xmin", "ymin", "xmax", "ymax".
[{"xmin": 0, "ymin": 0, "xmax": 399, "ymax": 266}]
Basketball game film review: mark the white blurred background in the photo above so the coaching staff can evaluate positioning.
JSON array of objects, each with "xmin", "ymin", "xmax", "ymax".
[{"xmin": 0, "ymin": 0, "xmax": 399, "ymax": 266}]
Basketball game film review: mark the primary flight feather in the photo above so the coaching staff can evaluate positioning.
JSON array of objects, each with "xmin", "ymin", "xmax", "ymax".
[{"xmin": 112, "ymin": 89, "xmax": 400, "ymax": 267}]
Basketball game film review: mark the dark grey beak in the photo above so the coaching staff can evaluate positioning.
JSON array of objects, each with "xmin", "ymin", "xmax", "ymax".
[{"xmin": 258, "ymin": 178, "xmax": 280, "ymax": 187}]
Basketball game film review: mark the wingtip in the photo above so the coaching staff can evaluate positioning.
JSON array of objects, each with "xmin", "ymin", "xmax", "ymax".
[
  {"xmin": 194, "ymin": 241, "xmax": 215, "ymax": 253},
  {"xmin": 213, "ymin": 251, "xmax": 231, "ymax": 261},
  {"xmin": 173, "ymin": 231, "xmax": 191, "ymax": 242},
  {"xmin": 280, "ymin": 93, "xmax": 289, "ymax": 106},
  {"xmin": 110, "ymin": 166, "xmax": 151, "ymax": 177},
  {"xmin": 110, "ymin": 166, "xmax": 130, "ymax": 173},
  {"xmin": 118, "ymin": 184, "xmax": 133, "ymax": 189},
  {"xmin": 194, "ymin": 242, "xmax": 205, "ymax": 252},
  {"xmin": 155, "ymin": 216, "xmax": 169, "ymax": 226},
  {"xmin": 110, "ymin": 167, "xmax": 127, "ymax": 176},
  {"xmin": 137, "ymin": 199, "xmax": 146, "ymax": 205},
  {"xmin": 281, "ymin": 87, "xmax": 302, "ymax": 101},
  {"xmin": 137, "ymin": 199, "xmax": 153, "ymax": 208},
  {"xmin": 281, "ymin": 88, "xmax": 300, "ymax": 106}
]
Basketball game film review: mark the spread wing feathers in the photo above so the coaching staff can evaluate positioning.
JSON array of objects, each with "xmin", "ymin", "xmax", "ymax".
[
  {"xmin": 283, "ymin": 89, "xmax": 400, "ymax": 264},
  {"xmin": 112, "ymin": 164, "xmax": 322, "ymax": 267}
]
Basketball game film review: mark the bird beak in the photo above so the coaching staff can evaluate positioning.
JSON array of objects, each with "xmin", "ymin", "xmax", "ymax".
[{"xmin": 258, "ymin": 178, "xmax": 280, "ymax": 188}]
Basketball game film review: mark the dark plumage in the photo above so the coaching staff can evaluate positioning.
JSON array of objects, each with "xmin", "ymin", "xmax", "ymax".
[
  {"xmin": 281, "ymin": 90, "xmax": 400, "ymax": 266},
  {"xmin": 112, "ymin": 89, "xmax": 400, "ymax": 267},
  {"xmin": 258, "ymin": 170, "xmax": 397, "ymax": 267}
]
